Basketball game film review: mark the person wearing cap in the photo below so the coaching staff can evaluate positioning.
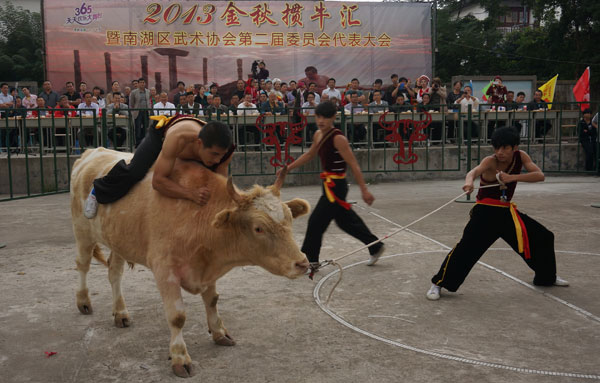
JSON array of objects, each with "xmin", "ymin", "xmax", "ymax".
[
  {"xmin": 271, "ymin": 79, "xmax": 284, "ymax": 100},
  {"xmin": 415, "ymin": 75, "xmax": 430, "ymax": 103}
]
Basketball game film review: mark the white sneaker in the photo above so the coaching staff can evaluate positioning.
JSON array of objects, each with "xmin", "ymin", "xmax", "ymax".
[
  {"xmin": 366, "ymin": 244, "xmax": 385, "ymax": 266},
  {"xmin": 84, "ymin": 193, "xmax": 98, "ymax": 219},
  {"xmin": 426, "ymin": 284, "xmax": 441, "ymax": 300},
  {"xmin": 554, "ymin": 276, "xmax": 569, "ymax": 287}
]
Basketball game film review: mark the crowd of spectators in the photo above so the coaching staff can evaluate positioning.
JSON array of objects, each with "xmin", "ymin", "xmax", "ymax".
[{"xmin": 0, "ymin": 65, "xmax": 597, "ymax": 159}]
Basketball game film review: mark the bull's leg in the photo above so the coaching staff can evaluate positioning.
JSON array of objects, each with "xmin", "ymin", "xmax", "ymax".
[
  {"xmin": 200, "ymin": 283, "xmax": 236, "ymax": 346},
  {"xmin": 75, "ymin": 239, "xmax": 95, "ymax": 314},
  {"xmin": 107, "ymin": 253, "xmax": 131, "ymax": 328},
  {"xmin": 154, "ymin": 269, "xmax": 194, "ymax": 378}
]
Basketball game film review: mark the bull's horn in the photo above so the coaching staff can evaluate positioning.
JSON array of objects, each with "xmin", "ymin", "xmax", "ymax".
[
  {"xmin": 271, "ymin": 165, "xmax": 288, "ymax": 196},
  {"xmin": 227, "ymin": 176, "xmax": 244, "ymax": 205}
]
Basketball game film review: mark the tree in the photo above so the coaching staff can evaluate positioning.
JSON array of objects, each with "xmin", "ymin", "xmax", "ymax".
[
  {"xmin": 0, "ymin": 0, "xmax": 43, "ymax": 82},
  {"xmin": 435, "ymin": 0, "xmax": 600, "ymax": 101}
]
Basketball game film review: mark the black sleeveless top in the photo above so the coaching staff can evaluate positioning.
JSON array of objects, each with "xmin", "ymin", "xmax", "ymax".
[
  {"xmin": 477, "ymin": 150, "xmax": 522, "ymax": 202},
  {"xmin": 318, "ymin": 129, "xmax": 346, "ymax": 173}
]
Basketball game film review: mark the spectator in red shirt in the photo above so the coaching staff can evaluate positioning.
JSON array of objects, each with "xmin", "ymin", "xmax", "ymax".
[
  {"xmin": 53, "ymin": 95, "xmax": 76, "ymax": 117},
  {"xmin": 29, "ymin": 97, "xmax": 51, "ymax": 118},
  {"xmin": 245, "ymin": 78, "xmax": 259, "ymax": 104},
  {"xmin": 486, "ymin": 75, "xmax": 509, "ymax": 137},
  {"xmin": 485, "ymin": 75, "xmax": 508, "ymax": 105}
]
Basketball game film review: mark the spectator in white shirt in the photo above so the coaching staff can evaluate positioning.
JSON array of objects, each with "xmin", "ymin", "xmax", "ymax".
[
  {"xmin": 21, "ymin": 87, "xmax": 37, "ymax": 109},
  {"xmin": 458, "ymin": 85, "xmax": 479, "ymax": 113},
  {"xmin": 459, "ymin": 85, "xmax": 480, "ymax": 139},
  {"xmin": 344, "ymin": 92, "xmax": 364, "ymax": 114},
  {"xmin": 344, "ymin": 93, "xmax": 367, "ymax": 144},
  {"xmin": 77, "ymin": 92, "xmax": 100, "ymax": 117},
  {"xmin": 301, "ymin": 92, "xmax": 318, "ymax": 115},
  {"xmin": 322, "ymin": 78, "xmax": 341, "ymax": 101},
  {"xmin": 237, "ymin": 93, "xmax": 258, "ymax": 114},
  {"xmin": 153, "ymin": 92, "xmax": 175, "ymax": 116},
  {"xmin": 368, "ymin": 90, "xmax": 388, "ymax": 113},
  {"xmin": 237, "ymin": 93, "xmax": 259, "ymax": 146},
  {"xmin": 307, "ymin": 82, "xmax": 321, "ymax": 103},
  {"xmin": 92, "ymin": 86, "xmax": 106, "ymax": 109},
  {"xmin": 0, "ymin": 83, "xmax": 14, "ymax": 111}
]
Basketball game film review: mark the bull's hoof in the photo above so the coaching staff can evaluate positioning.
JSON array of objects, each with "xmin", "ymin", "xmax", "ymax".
[
  {"xmin": 78, "ymin": 303, "xmax": 93, "ymax": 315},
  {"xmin": 214, "ymin": 334, "xmax": 236, "ymax": 346},
  {"xmin": 114, "ymin": 313, "xmax": 131, "ymax": 328},
  {"xmin": 172, "ymin": 363, "xmax": 194, "ymax": 378}
]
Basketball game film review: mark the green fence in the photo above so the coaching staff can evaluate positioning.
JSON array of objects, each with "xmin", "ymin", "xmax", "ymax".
[{"xmin": 1, "ymin": 102, "xmax": 597, "ymax": 201}]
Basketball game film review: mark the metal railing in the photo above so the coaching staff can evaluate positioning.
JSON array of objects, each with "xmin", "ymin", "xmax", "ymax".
[{"xmin": 1, "ymin": 102, "xmax": 597, "ymax": 201}]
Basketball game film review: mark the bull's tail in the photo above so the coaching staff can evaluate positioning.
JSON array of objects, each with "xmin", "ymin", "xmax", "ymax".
[{"xmin": 92, "ymin": 245, "xmax": 109, "ymax": 267}]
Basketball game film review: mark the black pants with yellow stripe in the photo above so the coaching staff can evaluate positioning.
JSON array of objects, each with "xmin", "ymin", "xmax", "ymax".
[
  {"xmin": 431, "ymin": 204, "xmax": 557, "ymax": 291},
  {"xmin": 301, "ymin": 178, "xmax": 382, "ymax": 263}
]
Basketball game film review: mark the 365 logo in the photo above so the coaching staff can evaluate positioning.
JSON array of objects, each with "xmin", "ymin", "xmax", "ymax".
[{"xmin": 65, "ymin": 2, "xmax": 103, "ymax": 26}]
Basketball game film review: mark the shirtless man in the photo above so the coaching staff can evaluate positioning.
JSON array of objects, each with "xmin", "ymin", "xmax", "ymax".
[
  {"xmin": 84, "ymin": 117, "xmax": 233, "ymax": 218},
  {"xmin": 299, "ymin": 66, "xmax": 329, "ymax": 94}
]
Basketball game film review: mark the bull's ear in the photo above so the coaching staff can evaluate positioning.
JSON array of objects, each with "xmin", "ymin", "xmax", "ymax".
[
  {"xmin": 284, "ymin": 198, "xmax": 310, "ymax": 218},
  {"xmin": 212, "ymin": 208, "xmax": 235, "ymax": 228}
]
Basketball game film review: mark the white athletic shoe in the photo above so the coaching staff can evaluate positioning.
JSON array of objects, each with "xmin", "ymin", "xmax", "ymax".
[
  {"xmin": 366, "ymin": 244, "xmax": 385, "ymax": 266},
  {"xmin": 553, "ymin": 276, "xmax": 569, "ymax": 287},
  {"xmin": 426, "ymin": 284, "xmax": 441, "ymax": 300},
  {"xmin": 84, "ymin": 193, "xmax": 98, "ymax": 219}
]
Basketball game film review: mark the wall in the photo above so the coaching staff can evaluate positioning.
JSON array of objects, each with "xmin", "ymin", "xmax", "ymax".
[{"xmin": 0, "ymin": 143, "xmax": 591, "ymax": 196}]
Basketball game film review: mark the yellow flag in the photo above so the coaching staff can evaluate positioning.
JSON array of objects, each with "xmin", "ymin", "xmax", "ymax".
[{"xmin": 538, "ymin": 74, "xmax": 558, "ymax": 109}]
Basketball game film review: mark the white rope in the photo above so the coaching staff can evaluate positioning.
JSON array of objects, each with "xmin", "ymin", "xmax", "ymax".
[{"xmin": 317, "ymin": 183, "xmax": 500, "ymax": 303}]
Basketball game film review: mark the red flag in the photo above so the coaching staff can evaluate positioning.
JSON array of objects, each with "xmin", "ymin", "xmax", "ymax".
[{"xmin": 573, "ymin": 67, "xmax": 590, "ymax": 111}]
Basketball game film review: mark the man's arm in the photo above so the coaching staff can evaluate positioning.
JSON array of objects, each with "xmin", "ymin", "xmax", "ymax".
[
  {"xmin": 285, "ymin": 130, "xmax": 323, "ymax": 172},
  {"xmin": 498, "ymin": 151, "xmax": 544, "ymax": 184},
  {"xmin": 333, "ymin": 134, "xmax": 374, "ymax": 205},
  {"xmin": 152, "ymin": 136, "xmax": 210, "ymax": 205},
  {"xmin": 463, "ymin": 156, "xmax": 494, "ymax": 194}
]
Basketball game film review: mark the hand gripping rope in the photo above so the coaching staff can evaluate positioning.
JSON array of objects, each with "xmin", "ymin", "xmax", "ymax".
[
  {"xmin": 495, "ymin": 172, "xmax": 509, "ymax": 202},
  {"xmin": 312, "ymin": 183, "xmax": 501, "ymax": 304}
]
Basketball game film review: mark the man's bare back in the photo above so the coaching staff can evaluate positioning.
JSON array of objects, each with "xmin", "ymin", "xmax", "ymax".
[
  {"xmin": 153, "ymin": 120, "xmax": 231, "ymax": 205},
  {"xmin": 163, "ymin": 121, "xmax": 204, "ymax": 162}
]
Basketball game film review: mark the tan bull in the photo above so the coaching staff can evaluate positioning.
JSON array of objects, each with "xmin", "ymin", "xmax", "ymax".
[{"xmin": 70, "ymin": 147, "xmax": 310, "ymax": 377}]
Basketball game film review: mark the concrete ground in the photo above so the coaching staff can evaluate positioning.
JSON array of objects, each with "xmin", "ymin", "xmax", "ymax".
[{"xmin": 0, "ymin": 176, "xmax": 599, "ymax": 382}]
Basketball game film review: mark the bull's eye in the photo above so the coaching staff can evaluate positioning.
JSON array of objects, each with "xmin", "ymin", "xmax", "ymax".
[{"xmin": 254, "ymin": 227, "xmax": 264, "ymax": 234}]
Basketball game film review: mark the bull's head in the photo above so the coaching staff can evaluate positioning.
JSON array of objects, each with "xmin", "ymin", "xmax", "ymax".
[{"xmin": 211, "ymin": 168, "xmax": 311, "ymax": 278}]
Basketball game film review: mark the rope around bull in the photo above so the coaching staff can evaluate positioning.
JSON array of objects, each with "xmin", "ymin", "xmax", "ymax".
[{"xmin": 313, "ymin": 183, "xmax": 502, "ymax": 304}]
